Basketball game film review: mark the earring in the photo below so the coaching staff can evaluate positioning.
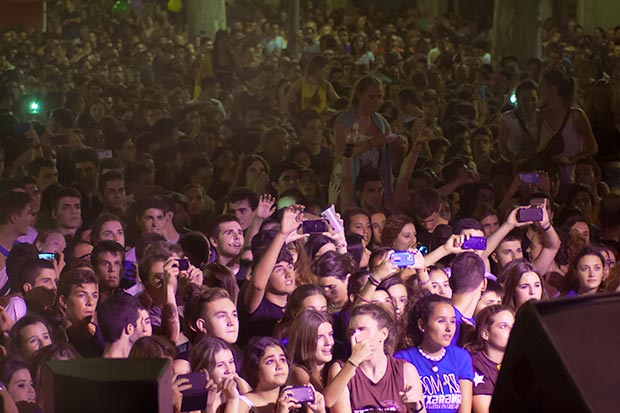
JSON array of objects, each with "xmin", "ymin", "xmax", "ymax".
[{"xmin": 421, "ymin": 328, "xmax": 425, "ymax": 333}]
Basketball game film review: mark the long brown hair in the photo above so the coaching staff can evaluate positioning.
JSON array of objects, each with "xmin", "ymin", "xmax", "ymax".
[
  {"xmin": 500, "ymin": 259, "xmax": 548, "ymax": 309},
  {"xmin": 287, "ymin": 309, "xmax": 333, "ymax": 390},
  {"xmin": 350, "ymin": 75, "xmax": 382, "ymax": 108},
  {"xmin": 350, "ymin": 303, "xmax": 396, "ymax": 354},
  {"xmin": 464, "ymin": 304, "xmax": 514, "ymax": 354}
]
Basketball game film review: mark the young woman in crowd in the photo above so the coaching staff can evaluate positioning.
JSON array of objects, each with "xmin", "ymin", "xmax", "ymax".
[
  {"xmin": 240, "ymin": 336, "xmax": 326, "ymax": 413},
  {"xmin": 464, "ymin": 305, "xmax": 515, "ymax": 413},
  {"xmin": 500, "ymin": 259, "xmax": 548, "ymax": 310},
  {"xmin": 287, "ymin": 309, "xmax": 334, "ymax": 391},
  {"xmin": 396, "ymin": 294, "xmax": 473, "ymax": 413},
  {"xmin": 326, "ymin": 303, "xmax": 426, "ymax": 413},
  {"xmin": 273, "ymin": 284, "xmax": 327, "ymax": 341},
  {"xmin": 564, "ymin": 245, "xmax": 606, "ymax": 296}
]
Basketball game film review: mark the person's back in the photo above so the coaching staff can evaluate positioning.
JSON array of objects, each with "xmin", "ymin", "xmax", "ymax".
[{"xmin": 450, "ymin": 252, "xmax": 486, "ymax": 347}]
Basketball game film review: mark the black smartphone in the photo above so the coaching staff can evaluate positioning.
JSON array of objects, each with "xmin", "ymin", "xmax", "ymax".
[
  {"xmin": 302, "ymin": 220, "xmax": 328, "ymax": 234},
  {"xmin": 178, "ymin": 258, "xmax": 190, "ymax": 271},
  {"xmin": 517, "ymin": 207, "xmax": 543, "ymax": 223},
  {"xmin": 178, "ymin": 372, "xmax": 208, "ymax": 412},
  {"xmin": 38, "ymin": 252, "xmax": 58, "ymax": 261},
  {"xmin": 462, "ymin": 236, "xmax": 487, "ymax": 250},
  {"xmin": 120, "ymin": 261, "xmax": 138, "ymax": 290},
  {"xmin": 289, "ymin": 386, "xmax": 315, "ymax": 404}
]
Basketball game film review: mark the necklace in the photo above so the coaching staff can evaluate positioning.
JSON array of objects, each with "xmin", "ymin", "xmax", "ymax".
[{"xmin": 418, "ymin": 347, "xmax": 446, "ymax": 373}]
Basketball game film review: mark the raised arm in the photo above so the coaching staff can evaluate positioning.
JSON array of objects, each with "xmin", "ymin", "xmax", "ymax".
[
  {"xmin": 531, "ymin": 200, "xmax": 561, "ymax": 274},
  {"xmin": 243, "ymin": 206, "xmax": 302, "ymax": 313}
]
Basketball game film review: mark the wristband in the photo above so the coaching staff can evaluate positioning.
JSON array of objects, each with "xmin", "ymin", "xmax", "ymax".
[
  {"xmin": 368, "ymin": 273, "xmax": 380, "ymax": 287},
  {"xmin": 417, "ymin": 270, "xmax": 430, "ymax": 285},
  {"xmin": 346, "ymin": 358, "xmax": 359, "ymax": 369},
  {"xmin": 542, "ymin": 224, "xmax": 552, "ymax": 231},
  {"xmin": 335, "ymin": 243, "xmax": 347, "ymax": 249}
]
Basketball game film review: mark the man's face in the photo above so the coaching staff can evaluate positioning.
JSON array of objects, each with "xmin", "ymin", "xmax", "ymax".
[
  {"xmin": 74, "ymin": 161, "xmax": 97, "ymax": 188},
  {"xmin": 302, "ymin": 119, "xmax": 323, "ymax": 151},
  {"xmin": 38, "ymin": 166, "xmax": 58, "ymax": 191},
  {"xmin": 95, "ymin": 252, "xmax": 122, "ymax": 290},
  {"xmin": 495, "ymin": 240, "xmax": 523, "ymax": 269},
  {"xmin": 63, "ymin": 283, "xmax": 98, "ymax": 323},
  {"xmin": 101, "ymin": 180, "xmax": 126, "ymax": 211},
  {"xmin": 54, "ymin": 196, "xmax": 82, "ymax": 230},
  {"xmin": 132, "ymin": 309, "xmax": 152, "ymax": 341},
  {"xmin": 39, "ymin": 232, "xmax": 66, "ymax": 253},
  {"xmin": 472, "ymin": 134, "xmax": 491, "ymax": 159},
  {"xmin": 273, "ymin": 168, "xmax": 300, "ymax": 195},
  {"xmin": 264, "ymin": 133, "xmax": 289, "ymax": 163},
  {"xmin": 140, "ymin": 208, "xmax": 166, "ymax": 235},
  {"xmin": 212, "ymin": 221, "xmax": 243, "ymax": 258},
  {"xmin": 228, "ymin": 199, "xmax": 255, "ymax": 230},
  {"xmin": 418, "ymin": 210, "xmax": 440, "ymax": 233},
  {"xmin": 358, "ymin": 180, "xmax": 384, "ymax": 209},
  {"xmin": 32, "ymin": 268, "xmax": 59, "ymax": 291},
  {"xmin": 203, "ymin": 298, "xmax": 239, "ymax": 344}
]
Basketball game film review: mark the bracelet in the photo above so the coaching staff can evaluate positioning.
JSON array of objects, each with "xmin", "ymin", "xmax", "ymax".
[
  {"xmin": 542, "ymin": 224, "xmax": 552, "ymax": 231},
  {"xmin": 368, "ymin": 273, "xmax": 380, "ymax": 287},
  {"xmin": 417, "ymin": 270, "xmax": 430, "ymax": 286},
  {"xmin": 346, "ymin": 358, "xmax": 359, "ymax": 369},
  {"xmin": 335, "ymin": 243, "xmax": 347, "ymax": 249}
]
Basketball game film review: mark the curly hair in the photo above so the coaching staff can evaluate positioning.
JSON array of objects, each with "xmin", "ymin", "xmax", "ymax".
[
  {"xmin": 403, "ymin": 293, "xmax": 453, "ymax": 348},
  {"xmin": 381, "ymin": 214, "xmax": 414, "ymax": 249}
]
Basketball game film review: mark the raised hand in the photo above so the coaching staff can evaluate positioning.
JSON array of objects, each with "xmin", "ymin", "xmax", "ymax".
[
  {"xmin": 279, "ymin": 205, "xmax": 304, "ymax": 236},
  {"xmin": 255, "ymin": 194, "xmax": 276, "ymax": 219}
]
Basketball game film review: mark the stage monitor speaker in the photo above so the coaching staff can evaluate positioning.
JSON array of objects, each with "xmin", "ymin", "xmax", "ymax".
[
  {"xmin": 41, "ymin": 358, "xmax": 172, "ymax": 413},
  {"xmin": 491, "ymin": 293, "xmax": 620, "ymax": 413}
]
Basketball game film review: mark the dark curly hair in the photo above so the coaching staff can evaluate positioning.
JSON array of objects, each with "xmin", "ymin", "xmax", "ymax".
[
  {"xmin": 242, "ymin": 336, "xmax": 287, "ymax": 388},
  {"xmin": 404, "ymin": 293, "xmax": 453, "ymax": 347}
]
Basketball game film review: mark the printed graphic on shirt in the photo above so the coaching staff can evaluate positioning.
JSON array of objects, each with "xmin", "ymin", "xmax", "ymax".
[
  {"xmin": 473, "ymin": 371, "xmax": 485, "ymax": 387},
  {"xmin": 420, "ymin": 372, "xmax": 462, "ymax": 411}
]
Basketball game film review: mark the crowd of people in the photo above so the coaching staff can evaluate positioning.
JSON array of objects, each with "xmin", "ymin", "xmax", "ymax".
[{"xmin": 0, "ymin": 0, "xmax": 619, "ymax": 412}]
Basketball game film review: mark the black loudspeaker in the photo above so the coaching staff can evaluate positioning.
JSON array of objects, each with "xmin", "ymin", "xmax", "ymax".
[
  {"xmin": 491, "ymin": 293, "xmax": 620, "ymax": 413},
  {"xmin": 42, "ymin": 358, "xmax": 173, "ymax": 413}
]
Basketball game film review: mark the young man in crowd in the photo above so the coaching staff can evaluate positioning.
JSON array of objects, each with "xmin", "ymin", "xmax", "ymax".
[{"xmin": 51, "ymin": 187, "xmax": 82, "ymax": 238}]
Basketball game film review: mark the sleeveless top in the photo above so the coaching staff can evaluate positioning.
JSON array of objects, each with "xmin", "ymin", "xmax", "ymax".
[
  {"xmin": 348, "ymin": 356, "xmax": 407, "ymax": 413},
  {"xmin": 301, "ymin": 76, "xmax": 328, "ymax": 113},
  {"xmin": 337, "ymin": 109, "xmax": 394, "ymax": 200},
  {"xmin": 501, "ymin": 110, "xmax": 537, "ymax": 161},
  {"xmin": 537, "ymin": 109, "xmax": 583, "ymax": 184}
]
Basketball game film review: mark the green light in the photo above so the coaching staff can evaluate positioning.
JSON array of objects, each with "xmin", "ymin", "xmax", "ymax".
[
  {"xmin": 29, "ymin": 101, "xmax": 40, "ymax": 114},
  {"xmin": 509, "ymin": 93, "xmax": 517, "ymax": 106}
]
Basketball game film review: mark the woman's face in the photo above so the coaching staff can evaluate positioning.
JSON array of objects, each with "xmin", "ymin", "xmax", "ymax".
[
  {"xmin": 483, "ymin": 310, "xmax": 514, "ymax": 352},
  {"xmin": 571, "ymin": 191, "xmax": 593, "ymax": 217},
  {"xmin": 301, "ymin": 293, "xmax": 328, "ymax": 313},
  {"xmin": 357, "ymin": 84, "xmax": 383, "ymax": 113},
  {"xmin": 387, "ymin": 283, "xmax": 408, "ymax": 319},
  {"xmin": 315, "ymin": 322, "xmax": 334, "ymax": 364},
  {"xmin": 294, "ymin": 152, "xmax": 312, "ymax": 169},
  {"xmin": 349, "ymin": 214, "xmax": 371, "ymax": 247},
  {"xmin": 429, "ymin": 269, "xmax": 452, "ymax": 299},
  {"xmin": 299, "ymin": 173, "xmax": 317, "ymax": 196},
  {"xmin": 514, "ymin": 271, "xmax": 543, "ymax": 308},
  {"xmin": 257, "ymin": 345, "xmax": 289, "ymax": 388},
  {"xmin": 370, "ymin": 212, "xmax": 386, "ymax": 245},
  {"xmin": 420, "ymin": 302, "xmax": 456, "ymax": 348},
  {"xmin": 570, "ymin": 222, "xmax": 590, "ymax": 245},
  {"xmin": 20, "ymin": 322, "xmax": 52, "ymax": 362},
  {"xmin": 576, "ymin": 254, "xmax": 604, "ymax": 294},
  {"xmin": 393, "ymin": 223, "xmax": 417, "ymax": 251},
  {"xmin": 211, "ymin": 349, "xmax": 236, "ymax": 385},
  {"xmin": 246, "ymin": 160, "xmax": 266, "ymax": 185},
  {"xmin": 8, "ymin": 369, "xmax": 36, "ymax": 404},
  {"xmin": 349, "ymin": 314, "xmax": 386, "ymax": 359},
  {"xmin": 185, "ymin": 187, "xmax": 205, "ymax": 215}
]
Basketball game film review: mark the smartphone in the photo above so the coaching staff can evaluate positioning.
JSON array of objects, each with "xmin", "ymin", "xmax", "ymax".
[
  {"xmin": 178, "ymin": 258, "xmax": 190, "ymax": 271},
  {"xmin": 120, "ymin": 261, "xmax": 138, "ymax": 290},
  {"xmin": 517, "ymin": 207, "xmax": 543, "ymax": 223},
  {"xmin": 302, "ymin": 220, "xmax": 328, "ymax": 234},
  {"xmin": 38, "ymin": 252, "xmax": 58, "ymax": 261},
  {"xmin": 178, "ymin": 372, "xmax": 208, "ymax": 412},
  {"xmin": 518, "ymin": 172, "xmax": 540, "ymax": 184},
  {"xmin": 289, "ymin": 386, "xmax": 315, "ymax": 404},
  {"xmin": 462, "ymin": 236, "xmax": 487, "ymax": 250},
  {"xmin": 391, "ymin": 251, "xmax": 415, "ymax": 268}
]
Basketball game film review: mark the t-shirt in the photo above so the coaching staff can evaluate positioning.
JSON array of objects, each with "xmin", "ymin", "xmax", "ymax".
[
  {"xmin": 394, "ymin": 346, "xmax": 474, "ymax": 413},
  {"xmin": 5, "ymin": 295, "xmax": 27, "ymax": 322},
  {"xmin": 237, "ymin": 292, "xmax": 285, "ymax": 347},
  {"xmin": 451, "ymin": 306, "xmax": 475, "ymax": 347},
  {"xmin": 471, "ymin": 351, "xmax": 500, "ymax": 396}
]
